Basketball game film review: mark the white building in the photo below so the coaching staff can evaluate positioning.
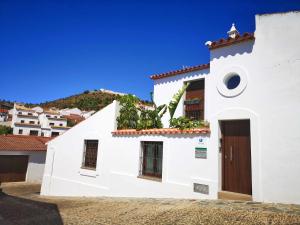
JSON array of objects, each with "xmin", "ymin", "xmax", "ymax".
[
  {"xmin": 41, "ymin": 11, "xmax": 300, "ymax": 204},
  {"xmin": 11, "ymin": 104, "xmax": 69, "ymax": 137},
  {"xmin": 0, "ymin": 109, "xmax": 8, "ymax": 122},
  {"xmin": 0, "ymin": 135, "xmax": 49, "ymax": 183}
]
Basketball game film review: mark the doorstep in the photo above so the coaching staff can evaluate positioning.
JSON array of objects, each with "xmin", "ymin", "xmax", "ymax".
[{"xmin": 218, "ymin": 191, "xmax": 252, "ymax": 201}]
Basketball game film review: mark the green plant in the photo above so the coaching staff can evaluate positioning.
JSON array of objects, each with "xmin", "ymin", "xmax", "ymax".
[
  {"xmin": 0, "ymin": 125, "xmax": 13, "ymax": 135},
  {"xmin": 170, "ymin": 116, "xmax": 209, "ymax": 130},
  {"xmin": 137, "ymin": 104, "xmax": 167, "ymax": 130},
  {"xmin": 116, "ymin": 95, "xmax": 139, "ymax": 129},
  {"xmin": 168, "ymin": 83, "xmax": 190, "ymax": 121}
]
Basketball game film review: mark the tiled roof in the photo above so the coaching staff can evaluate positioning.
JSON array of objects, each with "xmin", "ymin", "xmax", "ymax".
[
  {"xmin": 150, "ymin": 63, "xmax": 210, "ymax": 80},
  {"xmin": 112, "ymin": 128, "xmax": 210, "ymax": 136},
  {"xmin": 0, "ymin": 109, "xmax": 8, "ymax": 113},
  {"xmin": 64, "ymin": 114, "xmax": 85, "ymax": 124},
  {"xmin": 208, "ymin": 32, "xmax": 255, "ymax": 50},
  {"xmin": 0, "ymin": 135, "xmax": 51, "ymax": 151}
]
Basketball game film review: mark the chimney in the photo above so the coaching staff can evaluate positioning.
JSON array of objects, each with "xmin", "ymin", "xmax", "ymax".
[{"xmin": 227, "ymin": 23, "xmax": 239, "ymax": 38}]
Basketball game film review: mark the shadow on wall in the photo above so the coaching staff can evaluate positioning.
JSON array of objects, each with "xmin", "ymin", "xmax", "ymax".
[
  {"xmin": 210, "ymin": 40, "xmax": 255, "ymax": 60},
  {"xmin": 0, "ymin": 193, "xmax": 63, "ymax": 225}
]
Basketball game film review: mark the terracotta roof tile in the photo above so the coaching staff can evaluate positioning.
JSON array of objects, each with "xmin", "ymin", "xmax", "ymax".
[
  {"xmin": 150, "ymin": 63, "xmax": 210, "ymax": 80},
  {"xmin": 0, "ymin": 109, "xmax": 8, "ymax": 113},
  {"xmin": 208, "ymin": 32, "xmax": 255, "ymax": 50},
  {"xmin": 112, "ymin": 128, "xmax": 210, "ymax": 136},
  {"xmin": 0, "ymin": 135, "xmax": 51, "ymax": 151}
]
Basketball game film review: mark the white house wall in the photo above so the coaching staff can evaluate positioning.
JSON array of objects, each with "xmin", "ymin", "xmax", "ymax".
[
  {"xmin": 41, "ymin": 11, "xmax": 300, "ymax": 204},
  {"xmin": 153, "ymin": 69, "xmax": 209, "ymax": 127},
  {"xmin": 41, "ymin": 101, "xmax": 215, "ymax": 199},
  {"xmin": 0, "ymin": 151, "xmax": 46, "ymax": 182}
]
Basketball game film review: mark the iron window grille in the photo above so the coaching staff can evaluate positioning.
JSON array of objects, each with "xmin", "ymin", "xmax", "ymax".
[
  {"xmin": 139, "ymin": 141, "xmax": 163, "ymax": 178},
  {"xmin": 82, "ymin": 140, "xmax": 99, "ymax": 170}
]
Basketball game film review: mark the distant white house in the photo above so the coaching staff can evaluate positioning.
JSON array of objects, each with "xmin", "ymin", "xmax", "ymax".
[
  {"xmin": 42, "ymin": 11, "xmax": 300, "ymax": 204},
  {"xmin": 11, "ymin": 104, "xmax": 69, "ymax": 137}
]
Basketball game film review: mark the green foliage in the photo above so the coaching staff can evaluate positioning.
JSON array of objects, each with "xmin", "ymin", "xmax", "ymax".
[
  {"xmin": 137, "ymin": 104, "xmax": 167, "ymax": 130},
  {"xmin": 116, "ymin": 95, "xmax": 139, "ymax": 129},
  {"xmin": 67, "ymin": 119, "xmax": 77, "ymax": 127},
  {"xmin": 168, "ymin": 83, "xmax": 190, "ymax": 120},
  {"xmin": 0, "ymin": 125, "xmax": 13, "ymax": 135},
  {"xmin": 170, "ymin": 116, "xmax": 209, "ymax": 130}
]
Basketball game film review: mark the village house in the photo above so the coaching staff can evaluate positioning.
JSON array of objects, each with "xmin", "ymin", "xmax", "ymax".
[
  {"xmin": 41, "ymin": 11, "xmax": 300, "ymax": 204},
  {"xmin": 0, "ymin": 135, "xmax": 50, "ymax": 182},
  {"xmin": 11, "ymin": 104, "xmax": 70, "ymax": 137}
]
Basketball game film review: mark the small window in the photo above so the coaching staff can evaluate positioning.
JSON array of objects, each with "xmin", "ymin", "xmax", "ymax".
[
  {"xmin": 18, "ymin": 129, "xmax": 23, "ymax": 134},
  {"xmin": 59, "ymin": 123, "xmax": 63, "ymax": 126},
  {"xmin": 18, "ymin": 112, "xmax": 22, "ymax": 115},
  {"xmin": 54, "ymin": 116, "xmax": 57, "ymax": 118},
  {"xmin": 41, "ymin": 132, "xmax": 44, "ymax": 137},
  {"xmin": 21, "ymin": 120, "xmax": 25, "ymax": 123},
  {"xmin": 29, "ymin": 130, "xmax": 39, "ymax": 136},
  {"xmin": 225, "ymin": 74, "xmax": 240, "ymax": 90},
  {"xmin": 140, "ymin": 142, "xmax": 163, "ymax": 179},
  {"xmin": 51, "ymin": 132, "xmax": 59, "ymax": 137},
  {"xmin": 82, "ymin": 140, "xmax": 99, "ymax": 170},
  {"xmin": 49, "ymin": 123, "xmax": 54, "ymax": 126},
  {"xmin": 28, "ymin": 113, "xmax": 33, "ymax": 116},
  {"xmin": 29, "ymin": 121, "xmax": 35, "ymax": 124},
  {"xmin": 46, "ymin": 115, "xmax": 50, "ymax": 118}
]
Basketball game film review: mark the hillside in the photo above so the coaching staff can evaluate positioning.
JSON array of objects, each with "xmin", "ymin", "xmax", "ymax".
[
  {"xmin": 2, "ymin": 90, "xmax": 152, "ymax": 112},
  {"xmin": 25, "ymin": 90, "xmax": 120, "ymax": 111},
  {"xmin": 26, "ymin": 90, "xmax": 151, "ymax": 111}
]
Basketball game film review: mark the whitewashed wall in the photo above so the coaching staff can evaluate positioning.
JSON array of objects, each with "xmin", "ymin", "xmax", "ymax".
[
  {"xmin": 153, "ymin": 12, "xmax": 300, "ymax": 204},
  {"xmin": 153, "ymin": 69, "xmax": 209, "ymax": 127},
  {"xmin": 0, "ymin": 151, "xmax": 46, "ymax": 182},
  {"xmin": 41, "ymin": 11, "xmax": 300, "ymax": 204},
  {"xmin": 41, "ymin": 101, "xmax": 214, "ymax": 199}
]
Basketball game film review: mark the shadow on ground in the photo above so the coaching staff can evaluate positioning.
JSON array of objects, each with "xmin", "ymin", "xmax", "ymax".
[{"xmin": 0, "ymin": 192, "xmax": 63, "ymax": 225}]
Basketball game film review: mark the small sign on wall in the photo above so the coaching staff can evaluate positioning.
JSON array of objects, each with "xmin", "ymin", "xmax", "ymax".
[{"xmin": 195, "ymin": 147, "xmax": 207, "ymax": 159}]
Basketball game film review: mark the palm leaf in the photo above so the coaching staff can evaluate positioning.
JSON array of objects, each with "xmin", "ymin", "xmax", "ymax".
[{"xmin": 168, "ymin": 83, "xmax": 190, "ymax": 120}]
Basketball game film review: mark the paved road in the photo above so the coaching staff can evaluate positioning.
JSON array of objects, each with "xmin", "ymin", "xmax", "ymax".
[{"xmin": 1, "ymin": 182, "xmax": 300, "ymax": 225}]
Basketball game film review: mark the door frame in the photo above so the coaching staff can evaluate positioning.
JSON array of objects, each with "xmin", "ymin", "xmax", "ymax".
[
  {"xmin": 212, "ymin": 108, "xmax": 260, "ymax": 201},
  {"xmin": 220, "ymin": 119, "xmax": 252, "ymax": 195}
]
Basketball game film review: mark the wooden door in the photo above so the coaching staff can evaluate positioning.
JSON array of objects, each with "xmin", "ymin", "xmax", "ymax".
[
  {"xmin": 0, "ymin": 155, "xmax": 29, "ymax": 182},
  {"xmin": 221, "ymin": 120, "xmax": 252, "ymax": 195}
]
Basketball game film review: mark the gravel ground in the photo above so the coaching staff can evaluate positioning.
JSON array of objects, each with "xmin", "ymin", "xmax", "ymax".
[{"xmin": 1, "ymin": 182, "xmax": 300, "ymax": 225}]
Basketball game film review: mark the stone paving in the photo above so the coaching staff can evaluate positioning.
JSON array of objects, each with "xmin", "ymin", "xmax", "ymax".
[{"xmin": 1, "ymin": 182, "xmax": 300, "ymax": 225}]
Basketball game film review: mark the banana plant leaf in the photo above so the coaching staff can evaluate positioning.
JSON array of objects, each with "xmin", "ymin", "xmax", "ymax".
[{"xmin": 168, "ymin": 83, "xmax": 190, "ymax": 120}]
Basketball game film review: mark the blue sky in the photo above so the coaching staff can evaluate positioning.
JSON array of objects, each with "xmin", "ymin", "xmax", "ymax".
[{"xmin": 1, "ymin": 0, "xmax": 299, "ymax": 103}]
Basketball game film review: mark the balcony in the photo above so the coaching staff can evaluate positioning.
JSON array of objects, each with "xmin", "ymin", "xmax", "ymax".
[
  {"xmin": 14, "ymin": 122, "xmax": 41, "ymax": 128},
  {"xmin": 51, "ymin": 125, "xmax": 70, "ymax": 130},
  {"xmin": 17, "ymin": 114, "xmax": 39, "ymax": 119}
]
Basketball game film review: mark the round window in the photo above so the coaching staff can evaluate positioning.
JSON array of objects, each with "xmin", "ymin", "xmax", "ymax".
[
  {"xmin": 216, "ymin": 66, "xmax": 248, "ymax": 97},
  {"xmin": 225, "ymin": 74, "xmax": 241, "ymax": 90}
]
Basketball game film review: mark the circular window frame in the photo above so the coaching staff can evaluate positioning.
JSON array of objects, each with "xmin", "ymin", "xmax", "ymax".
[{"xmin": 216, "ymin": 66, "xmax": 248, "ymax": 97}]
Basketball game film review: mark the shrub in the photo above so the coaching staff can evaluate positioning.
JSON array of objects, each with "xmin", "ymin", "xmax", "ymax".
[
  {"xmin": 0, "ymin": 125, "xmax": 13, "ymax": 135},
  {"xmin": 116, "ymin": 95, "xmax": 139, "ymax": 129},
  {"xmin": 170, "ymin": 116, "xmax": 209, "ymax": 130}
]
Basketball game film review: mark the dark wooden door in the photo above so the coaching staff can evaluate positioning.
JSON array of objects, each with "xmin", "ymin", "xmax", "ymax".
[
  {"xmin": 0, "ymin": 155, "xmax": 29, "ymax": 182},
  {"xmin": 221, "ymin": 120, "xmax": 252, "ymax": 195}
]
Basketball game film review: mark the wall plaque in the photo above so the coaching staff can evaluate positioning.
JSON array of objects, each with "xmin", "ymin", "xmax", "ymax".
[{"xmin": 195, "ymin": 147, "xmax": 207, "ymax": 159}]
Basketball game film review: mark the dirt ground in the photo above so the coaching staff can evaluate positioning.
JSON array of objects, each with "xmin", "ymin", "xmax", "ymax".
[{"xmin": 1, "ymin": 182, "xmax": 300, "ymax": 225}]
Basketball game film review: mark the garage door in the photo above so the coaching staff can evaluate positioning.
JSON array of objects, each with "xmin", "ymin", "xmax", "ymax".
[{"xmin": 0, "ymin": 155, "xmax": 29, "ymax": 182}]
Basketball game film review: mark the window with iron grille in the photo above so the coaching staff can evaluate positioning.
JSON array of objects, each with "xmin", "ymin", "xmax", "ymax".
[
  {"xmin": 82, "ymin": 140, "xmax": 99, "ymax": 170},
  {"xmin": 140, "ymin": 142, "xmax": 163, "ymax": 178}
]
